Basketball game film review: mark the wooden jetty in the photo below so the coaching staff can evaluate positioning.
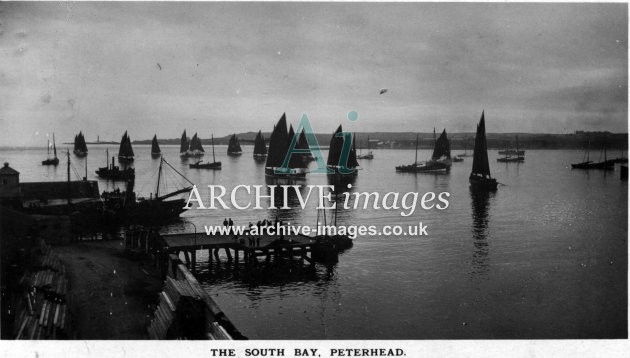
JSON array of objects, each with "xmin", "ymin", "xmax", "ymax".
[{"xmin": 158, "ymin": 231, "xmax": 326, "ymax": 273}]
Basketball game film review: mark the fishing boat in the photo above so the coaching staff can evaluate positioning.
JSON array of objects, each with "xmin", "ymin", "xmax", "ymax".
[
  {"xmin": 469, "ymin": 111, "xmax": 498, "ymax": 190},
  {"xmin": 101, "ymin": 156, "xmax": 193, "ymax": 223},
  {"xmin": 253, "ymin": 130, "xmax": 267, "ymax": 161},
  {"xmin": 179, "ymin": 130, "xmax": 204, "ymax": 158},
  {"xmin": 189, "ymin": 134, "xmax": 221, "ymax": 169},
  {"xmin": 395, "ymin": 129, "xmax": 452, "ymax": 172},
  {"xmin": 42, "ymin": 133, "xmax": 60, "ymax": 166},
  {"xmin": 452, "ymin": 155, "xmax": 464, "ymax": 162},
  {"xmin": 497, "ymin": 136, "xmax": 525, "ymax": 162},
  {"xmin": 151, "ymin": 134, "xmax": 161, "ymax": 158},
  {"xmin": 95, "ymin": 149, "xmax": 135, "ymax": 180},
  {"xmin": 117, "ymin": 131, "xmax": 134, "ymax": 163},
  {"xmin": 73, "ymin": 131, "xmax": 88, "ymax": 157},
  {"xmin": 498, "ymin": 149, "xmax": 525, "ymax": 156},
  {"xmin": 327, "ymin": 125, "xmax": 359, "ymax": 176},
  {"xmin": 265, "ymin": 113, "xmax": 307, "ymax": 179},
  {"xmin": 227, "ymin": 134, "xmax": 243, "ymax": 156},
  {"xmin": 357, "ymin": 135, "xmax": 374, "ymax": 160},
  {"xmin": 571, "ymin": 136, "xmax": 614, "ymax": 170},
  {"xmin": 296, "ymin": 129, "xmax": 314, "ymax": 162}
]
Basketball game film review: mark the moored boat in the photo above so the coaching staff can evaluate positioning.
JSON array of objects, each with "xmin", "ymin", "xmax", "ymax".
[
  {"xmin": 396, "ymin": 129, "xmax": 451, "ymax": 172},
  {"xmin": 96, "ymin": 149, "xmax": 135, "ymax": 180},
  {"xmin": 227, "ymin": 134, "xmax": 243, "ymax": 156},
  {"xmin": 497, "ymin": 136, "xmax": 525, "ymax": 162},
  {"xmin": 469, "ymin": 111, "xmax": 498, "ymax": 190},
  {"xmin": 357, "ymin": 135, "xmax": 374, "ymax": 160},
  {"xmin": 571, "ymin": 135, "xmax": 613, "ymax": 170},
  {"xmin": 151, "ymin": 134, "xmax": 161, "ymax": 158},
  {"xmin": 117, "ymin": 131, "xmax": 135, "ymax": 163},
  {"xmin": 265, "ymin": 113, "xmax": 307, "ymax": 179},
  {"xmin": 42, "ymin": 133, "xmax": 60, "ymax": 166},
  {"xmin": 189, "ymin": 134, "xmax": 221, "ymax": 169},
  {"xmin": 73, "ymin": 131, "xmax": 88, "ymax": 157},
  {"xmin": 327, "ymin": 125, "xmax": 359, "ymax": 180},
  {"xmin": 253, "ymin": 130, "xmax": 267, "ymax": 161}
]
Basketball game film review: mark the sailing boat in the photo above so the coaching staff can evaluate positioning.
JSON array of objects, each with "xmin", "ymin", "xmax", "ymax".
[
  {"xmin": 227, "ymin": 134, "xmax": 243, "ymax": 156},
  {"xmin": 102, "ymin": 157, "xmax": 194, "ymax": 223},
  {"xmin": 497, "ymin": 136, "xmax": 525, "ymax": 162},
  {"xmin": 117, "ymin": 131, "xmax": 135, "ymax": 162},
  {"xmin": 296, "ymin": 129, "xmax": 314, "ymax": 162},
  {"xmin": 265, "ymin": 113, "xmax": 307, "ymax": 178},
  {"xmin": 396, "ymin": 128, "xmax": 452, "ymax": 172},
  {"xmin": 357, "ymin": 135, "xmax": 374, "ymax": 160},
  {"xmin": 189, "ymin": 133, "xmax": 205, "ymax": 156},
  {"xmin": 571, "ymin": 135, "xmax": 614, "ymax": 170},
  {"xmin": 73, "ymin": 131, "xmax": 88, "ymax": 157},
  {"xmin": 151, "ymin": 134, "xmax": 161, "ymax": 158},
  {"xmin": 179, "ymin": 130, "xmax": 190, "ymax": 157},
  {"xmin": 42, "ymin": 133, "xmax": 60, "ymax": 166},
  {"xmin": 253, "ymin": 130, "xmax": 267, "ymax": 161},
  {"xmin": 190, "ymin": 134, "xmax": 221, "ymax": 169},
  {"xmin": 327, "ymin": 125, "xmax": 359, "ymax": 176},
  {"xmin": 96, "ymin": 148, "xmax": 135, "ymax": 180},
  {"xmin": 469, "ymin": 111, "xmax": 498, "ymax": 190}
]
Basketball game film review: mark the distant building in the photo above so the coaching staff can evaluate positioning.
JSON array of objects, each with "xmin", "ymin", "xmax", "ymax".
[{"xmin": 0, "ymin": 162, "xmax": 21, "ymax": 204}]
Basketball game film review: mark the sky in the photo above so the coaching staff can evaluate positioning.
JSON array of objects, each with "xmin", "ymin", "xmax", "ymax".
[{"xmin": 0, "ymin": 2, "xmax": 627, "ymax": 146}]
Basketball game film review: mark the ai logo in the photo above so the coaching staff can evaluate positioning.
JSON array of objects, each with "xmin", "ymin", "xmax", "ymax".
[{"xmin": 278, "ymin": 112, "xmax": 358, "ymax": 174}]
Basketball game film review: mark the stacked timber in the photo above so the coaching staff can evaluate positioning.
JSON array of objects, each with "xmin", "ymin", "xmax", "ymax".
[
  {"xmin": 14, "ymin": 248, "xmax": 73, "ymax": 339},
  {"xmin": 148, "ymin": 256, "xmax": 243, "ymax": 340}
]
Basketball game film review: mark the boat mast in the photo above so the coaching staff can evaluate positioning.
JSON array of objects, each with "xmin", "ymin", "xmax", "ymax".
[
  {"xmin": 212, "ymin": 134, "xmax": 216, "ymax": 163},
  {"xmin": 156, "ymin": 157, "xmax": 163, "ymax": 198},
  {"xmin": 47, "ymin": 139, "xmax": 50, "ymax": 156},
  {"xmin": 66, "ymin": 150, "xmax": 71, "ymax": 206},
  {"xmin": 414, "ymin": 134, "xmax": 419, "ymax": 164},
  {"xmin": 53, "ymin": 133, "xmax": 57, "ymax": 159}
]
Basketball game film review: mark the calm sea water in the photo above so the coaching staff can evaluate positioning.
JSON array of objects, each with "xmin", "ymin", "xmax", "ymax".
[{"xmin": 2, "ymin": 144, "xmax": 627, "ymax": 339}]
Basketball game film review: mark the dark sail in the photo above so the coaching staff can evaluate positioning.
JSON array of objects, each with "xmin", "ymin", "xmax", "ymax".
[
  {"xmin": 227, "ymin": 134, "xmax": 242, "ymax": 153},
  {"xmin": 180, "ymin": 130, "xmax": 189, "ymax": 154},
  {"xmin": 151, "ymin": 135, "xmax": 161, "ymax": 154},
  {"xmin": 253, "ymin": 130, "xmax": 267, "ymax": 155},
  {"xmin": 189, "ymin": 133, "xmax": 204, "ymax": 153},
  {"xmin": 118, "ymin": 131, "xmax": 134, "ymax": 158},
  {"xmin": 297, "ymin": 129, "xmax": 308, "ymax": 151},
  {"xmin": 327, "ymin": 125, "xmax": 344, "ymax": 166},
  {"xmin": 265, "ymin": 113, "xmax": 289, "ymax": 168},
  {"xmin": 74, "ymin": 131, "xmax": 88, "ymax": 153},
  {"xmin": 431, "ymin": 129, "xmax": 451, "ymax": 160},
  {"xmin": 471, "ymin": 111, "xmax": 491, "ymax": 177},
  {"xmin": 347, "ymin": 134, "xmax": 358, "ymax": 168},
  {"xmin": 286, "ymin": 125, "xmax": 306, "ymax": 169}
]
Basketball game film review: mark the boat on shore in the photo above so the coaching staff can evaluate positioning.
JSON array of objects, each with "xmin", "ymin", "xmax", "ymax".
[
  {"xmin": 96, "ymin": 149, "xmax": 135, "ymax": 180},
  {"xmin": 469, "ymin": 111, "xmax": 498, "ymax": 190},
  {"xmin": 42, "ymin": 133, "xmax": 59, "ymax": 166},
  {"xmin": 357, "ymin": 135, "xmax": 374, "ymax": 160},
  {"xmin": 497, "ymin": 136, "xmax": 525, "ymax": 162},
  {"xmin": 151, "ymin": 134, "xmax": 161, "ymax": 158},
  {"xmin": 73, "ymin": 131, "xmax": 88, "ymax": 157},
  {"xmin": 265, "ymin": 113, "xmax": 307, "ymax": 179},
  {"xmin": 227, "ymin": 134, "xmax": 243, "ymax": 156},
  {"xmin": 253, "ymin": 130, "xmax": 267, "ymax": 161},
  {"xmin": 190, "ymin": 134, "xmax": 221, "ymax": 169},
  {"xmin": 117, "ymin": 131, "xmax": 134, "ymax": 163},
  {"xmin": 396, "ymin": 128, "xmax": 451, "ymax": 173},
  {"xmin": 102, "ymin": 156, "xmax": 193, "ymax": 223}
]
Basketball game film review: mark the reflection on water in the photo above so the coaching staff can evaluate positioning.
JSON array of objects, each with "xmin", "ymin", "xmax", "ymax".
[{"xmin": 469, "ymin": 188, "xmax": 494, "ymax": 277}]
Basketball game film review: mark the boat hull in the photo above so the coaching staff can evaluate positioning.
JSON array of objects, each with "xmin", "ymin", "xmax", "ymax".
[
  {"xmin": 228, "ymin": 151, "xmax": 243, "ymax": 156},
  {"xmin": 265, "ymin": 167, "xmax": 307, "ymax": 179},
  {"xmin": 42, "ymin": 158, "xmax": 59, "ymax": 166},
  {"xmin": 497, "ymin": 157, "xmax": 525, "ymax": 163},
  {"xmin": 469, "ymin": 174, "xmax": 498, "ymax": 190},
  {"xmin": 73, "ymin": 150, "xmax": 87, "ymax": 157},
  {"xmin": 118, "ymin": 156, "xmax": 134, "ymax": 163},
  {"xmin": 571, "ymin": 161, "xmax": 614, "ymax": 170},
  {"xmin": 189, "ymin": 161, "xmax": 222, "ymax": 169},
  {"xmin": 395, "ymin": 160, "xmax": 450, "ymax": 173},
  {"xmin": 95, "ymin": 167, "xmax": 135, "ymax": 181}
]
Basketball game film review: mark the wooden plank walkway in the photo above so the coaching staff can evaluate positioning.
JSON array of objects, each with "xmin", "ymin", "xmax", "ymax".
[{"xmin": 161, "ymin": 232, "xmax": 316, "ymax": 251}]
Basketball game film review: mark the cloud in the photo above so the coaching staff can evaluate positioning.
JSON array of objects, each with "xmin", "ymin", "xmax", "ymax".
[{"xmin": 41, "ymin": 93, "xmax": 51, "ymax": 104}]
